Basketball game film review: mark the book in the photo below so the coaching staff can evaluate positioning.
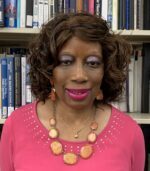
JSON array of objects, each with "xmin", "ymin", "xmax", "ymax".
[
  {"xmin": 21, "ymin": 56, "xmax": 26, "ymax": 106},
  {"xmin": 0, "ymin": 0, "xmax": 4, "ymax": 27},
  {"xmin": 76, "ymin": 0, "xmax": 83, "ymax": 12},
  {"xmin": 26, "ymin": 63, "xmax": 32, "ymax": 104},
  {"xmin": 16, "ymin": 0, "xmax": 20, "ymax": 27},
  {"xmin": 33, "ymin": 0, "xmax": 39, "ymax": 28},
  {"xmin": 143, "ymin": 0, "xmax": 150, "ymax": 29},
  {"xmin": 26, "ymin": 0, "xmax": 33, "ymax": 28},
  {"xmin": 141, "ymin": 44, "xmax": 150, "ymax": 113},
  {"xmin": 20, "ymin": 0, "xmax": 26, "ymax": 28},
  {"xmin": 7, "ymin": 55, "xmax": 15, "ymax": 116},
  {"xmin": 95, "ymin": 0, "xmax": 101, "ymax": 16},
  {"xmin": 14, "ymin": 53, "xmax": 21, "ymax": 109},
  {"xmin": 43, "ymin": 0, "xmax": 48, "ymax": 24},
  {"xmin": 88, "ymin": 0, "xmax": 94, "ymax": 14},
  {"xmin": 1, "ymin": 56, "xmax": 8, "ymax": 118},
  {"xmin": 4, "ymin": 0, "xmax": 17, "ymax": 27}
]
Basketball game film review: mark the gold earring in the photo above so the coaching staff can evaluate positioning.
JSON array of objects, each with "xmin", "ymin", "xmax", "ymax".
[
  {"xmin": 49, "ymin": 87, "xmax": 56, "ymax": 101},
  {"xmin": 49, "ymin": 79, "xmax": 56, "ymax": 101},
  {"xmin": 96, "ymin": 90, "xmax": 103, "ymax": 100}
]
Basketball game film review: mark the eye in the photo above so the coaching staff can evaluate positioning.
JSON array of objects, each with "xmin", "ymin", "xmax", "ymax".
[
  {"xmin": 58, "ymin": 55, "xmax": 73, "ymax": 66},
  {"xmin": 86, "ymin": 56, "xmax": 102, "ymax": 68}
]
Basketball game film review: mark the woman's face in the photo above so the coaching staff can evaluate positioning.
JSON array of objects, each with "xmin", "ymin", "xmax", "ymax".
[{"xmin": 52, "ymin": 37, "xmax": 104, "ymax": 109}]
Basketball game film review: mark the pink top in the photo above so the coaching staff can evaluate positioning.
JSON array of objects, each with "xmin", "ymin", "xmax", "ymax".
[{"xmin": 0, "ymin": 101, "xmax": 145, "ymax": 171}]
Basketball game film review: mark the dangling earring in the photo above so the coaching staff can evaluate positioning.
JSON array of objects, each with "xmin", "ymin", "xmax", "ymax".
[
  {"xmin": 49, "ymin": 79, "xmax": 56, "ymax": 101},
  {"xmin": 96, "ymin": 90, "xmax": 103, "ymax": 100},
  {"xmin": 49, "ymin": 87, "xmax": 56, "ymax": 101}
]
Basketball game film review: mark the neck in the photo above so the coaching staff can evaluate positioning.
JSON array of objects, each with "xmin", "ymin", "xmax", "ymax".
[{"xmin": 54, "ymin": 100, "xmax": 96, "ymax": 126}]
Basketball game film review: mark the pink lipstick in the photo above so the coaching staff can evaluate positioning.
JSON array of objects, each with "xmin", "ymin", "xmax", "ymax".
[{"xmin": 66, "ymin": 89, "xmax": 90, "ymax": 101}]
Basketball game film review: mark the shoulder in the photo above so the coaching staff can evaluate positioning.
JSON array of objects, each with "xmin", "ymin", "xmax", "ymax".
[
  {"xmin": 111, "ymin": 106, "xmax": 144, "ymax": 140},
  {"xmin": 4, "ymin": 101, "xmax": 36, "ymax": 127}
]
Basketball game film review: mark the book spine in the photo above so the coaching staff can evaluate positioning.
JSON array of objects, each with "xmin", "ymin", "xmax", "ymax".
[
  {"xmin": 38, "ymin": 0, "xmax": 44, "ymax": 27},
  {"xmin": 88, "ymin": 0, "xmax": 94, "ymax": 14},
  {"xmin": 0, "ymin": 0, "xmax": 4, "ymax": 27},
  {"xmin": 17, "ymin": 0, "xmax": 20, "ymax": 27},
  {"xmin": 43, "ymin": 0, "xmax": 48, "ymax": 23},
  {"xmin": 21, "ymin": 56, "xmax": 26, "ymax": 106},
  {"xmin": 4, "ymin": 0, "xmax": 17, "ymax": 27},
  {"xmin": 7, "ymin": 55, "xmax": 15, "ymax": 116},
  {"xmin": 83, "ymin": 0, "xmax": 89, "ymax": 12},
  {"xmin": 70, "ymin": 0, "xmax": 76, "ymax": 12},
  {"xmin": 101, "ymin": 0, "xmax": 108, "ymax": 21},
  {"xmin": 26, "ymin": 63, "xmax": 32, "ymax": 104},
  {"xmin": 76, "ymin": 0, "xmax": 83, "ymax": 12},
  {"xmin": 48, "ymin": 0, "xmax": 54, "ymax": 20},
  {"xmin": 64, "ymin": 0, "xmax": 70, "ymax": 13},
  {"xmin": 26, "ymin": 0, "xmax": 34, "ymax": 28},
  {"xmin": 95, "ymin": 0, "xmax": 101, "ymax": 16},
  {"xmin": 143, "ymin": 0, "xmax": 150, "ymax": 29},
  {"xmin": 112, "ymin": 0, "xmax": 118, "ymax": 30},
  {"xmin": 14, "ymin": 54, "xmax": 21, "ymax": 109},
  {"xmin": 58, "ymin": 0, "xmax": 64, "ymax": 13},
  {"xmin": 107, "ymin": 0, "xmax": 112, "ymax": 29},
  {"xmin": 1, "ymin": 57, "xmax": 8, "ymax": 118},
  {"xmin": 125, "ymin": 0, "xmax": 130, "ymax": 29},
  {"xmin": 33, "ymin": 0, "xmax": 39, "ymax": 28},
  {"xmin": 141, "ymin": 44, "xmax": 150, "ymax": 112},
  {"xmin": 20, "ymin": 0, "xmax": 26, "ymax": 28}
]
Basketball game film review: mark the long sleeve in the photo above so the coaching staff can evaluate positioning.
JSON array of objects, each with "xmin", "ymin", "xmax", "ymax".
[
  {"xmin": 0, "ymin": 117, "xmax": 14, "ymax": 171},
  {"xmin": 131, "ymin": 125, "xmax": 145, "ymax": 171}
]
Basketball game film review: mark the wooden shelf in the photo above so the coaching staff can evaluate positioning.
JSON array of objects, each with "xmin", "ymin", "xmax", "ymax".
[
  {"xmin": 128, "ymin": 113, "xmax": 150, "ymax": 124},
  {"xmin": 0, "ymin": 28, "xmax": 40, "ymax": 46},
  {"xmin": 1, "ymin": 113, "xmax": 150, "ymax": 124},
  {"xmin": 0, "ymin": 119, "xmax": 6, "ymax": 124},
  {"xmin": 115, "ymin": 30, "xmax": 150, "ymax": 43},
  {"xmin": 0, "ymin": 28, "xmax": 150, "ymax": 46}
]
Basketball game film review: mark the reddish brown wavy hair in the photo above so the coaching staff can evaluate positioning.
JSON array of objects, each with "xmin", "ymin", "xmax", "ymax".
[{"xmin": 28, "ymin": 12, "xmax": 132, "ymax": 103}]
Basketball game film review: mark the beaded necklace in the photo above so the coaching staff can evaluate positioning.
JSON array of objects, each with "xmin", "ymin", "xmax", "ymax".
[{"xmin": 48, "ymin": 103, "xmax": 98, "ymax": 165}]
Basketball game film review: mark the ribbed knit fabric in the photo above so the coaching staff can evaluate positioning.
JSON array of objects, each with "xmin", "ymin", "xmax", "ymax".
[{"xmin": 0, "ymin": 101, "xmax": 145, "ymax": 171}]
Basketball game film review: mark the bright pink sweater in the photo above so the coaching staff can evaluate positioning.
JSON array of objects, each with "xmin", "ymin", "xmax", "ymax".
[{"xmin": 0, "ymin": 102, "xmax": 145, "ymax": 171}]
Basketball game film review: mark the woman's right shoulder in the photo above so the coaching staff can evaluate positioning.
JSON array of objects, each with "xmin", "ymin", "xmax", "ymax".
[{"xmin": 4, "ymin": 101, "xmax": 37, "ymax": 126}]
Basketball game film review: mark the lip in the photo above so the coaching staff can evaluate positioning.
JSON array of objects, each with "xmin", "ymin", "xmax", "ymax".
[{"xmin": 66, "ymin": 88, "xmax": 91, "ymax": 101}]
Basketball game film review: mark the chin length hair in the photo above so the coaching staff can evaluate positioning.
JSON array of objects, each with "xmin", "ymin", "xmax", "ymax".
[{"xmin": 28, "ymin": 12, "xmax": 132, "ymax": 103}]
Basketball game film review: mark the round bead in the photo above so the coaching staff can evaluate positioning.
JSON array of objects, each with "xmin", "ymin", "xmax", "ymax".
[
  {"xmin": 50, "ymin": 141, "xmax": 63, "ymax": 155},
  {"xmin": 87, "ymin": 132, "xmax": 97, "ymax": 143},
  {"xmin": 74, "ymin": 134, "xmax": 79, "ymax": 139},
  {"xmin": 49, "ymin": 117, "xmax": 56, "ymax": 126},
  {"xmin": 63, "ymin": 153, "xmax": 78, "ymax": 165},
  {"xmin": 49, "ymin": 128, "xmax": 59, "ymax": 138},
  {"xmin": 80, "ymin": 144, "xmax": 93, "ymax": 159},
  {"xmin": 90, "ymin": 121, "xmax": 98, "ymax": 130}
]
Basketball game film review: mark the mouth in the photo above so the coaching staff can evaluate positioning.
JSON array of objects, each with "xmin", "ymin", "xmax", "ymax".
[{"xmin": 65, "ymin": 88, "xmax": 91, "ymax": 101}]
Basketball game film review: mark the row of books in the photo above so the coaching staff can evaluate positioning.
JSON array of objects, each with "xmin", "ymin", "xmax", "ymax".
[
  {"xmin": 109, "ymin": 44, "xmax": 150, "ymax": 113},
  {"xmin": 0, "ymin": 49, "xmax": 33, "ymax": 119},
  {"xmin": 0, "ymin": 0, "xmax": 149, "ymax": 30}
]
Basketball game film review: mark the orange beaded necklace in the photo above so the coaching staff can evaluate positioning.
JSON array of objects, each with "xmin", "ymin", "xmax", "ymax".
[{"xmin": 48, "ymin": 103, "xmax": 99, "ymax": 165}]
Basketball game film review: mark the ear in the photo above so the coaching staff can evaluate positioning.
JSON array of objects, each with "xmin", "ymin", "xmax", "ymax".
[{"xmin": 50, "ymin": 79, "xmax": 54, "ymax": 86}]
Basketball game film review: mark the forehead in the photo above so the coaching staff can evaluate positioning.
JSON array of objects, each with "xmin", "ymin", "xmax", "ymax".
[{"xmin": 59, "ymin": 37, "xmax": 102, "ymax": 56}]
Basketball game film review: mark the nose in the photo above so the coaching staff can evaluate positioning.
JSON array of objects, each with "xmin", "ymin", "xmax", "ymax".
[{"xmin": 71, "ymin": 63, "xmax": 88, "ymax": 83}]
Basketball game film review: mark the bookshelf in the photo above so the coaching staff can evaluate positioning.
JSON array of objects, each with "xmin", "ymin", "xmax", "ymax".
[
  {"xmin": 0, "ymin": 28, "xmax": 150, "ymax": 124},
  {"xmin": 1, "ymin": 28, "xmax": 150, "ymax": 45}
]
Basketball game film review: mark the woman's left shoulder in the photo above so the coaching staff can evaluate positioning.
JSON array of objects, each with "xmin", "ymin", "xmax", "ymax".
[{"xmin": 111, "ymin": 105, "xmax": 142, "ymax": 131}]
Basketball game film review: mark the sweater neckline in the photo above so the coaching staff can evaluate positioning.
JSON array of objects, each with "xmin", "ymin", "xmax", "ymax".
[{"xmin": 32, "ymin": 101, "xmax": 114, "ymax": 145}]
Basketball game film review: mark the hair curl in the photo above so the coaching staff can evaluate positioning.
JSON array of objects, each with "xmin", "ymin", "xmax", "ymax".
[{"xmin": 28, "ymin": 12, "xmax": 132, "ymax": 103}]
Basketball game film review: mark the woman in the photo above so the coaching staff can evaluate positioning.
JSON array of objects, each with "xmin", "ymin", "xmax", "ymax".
[{"xmin": 0, "ymin": 12, "xmax": 145, "ymax": 171}]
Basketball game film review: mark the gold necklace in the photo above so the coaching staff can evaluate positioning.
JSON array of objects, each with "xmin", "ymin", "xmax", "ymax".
[
  {"xmin": 59, "ymin": 113, "xmax": 95, "ymax": 139},
  {"xmin": 48, "ymin": 105, "xmax": 99, "ymax": 165}
]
